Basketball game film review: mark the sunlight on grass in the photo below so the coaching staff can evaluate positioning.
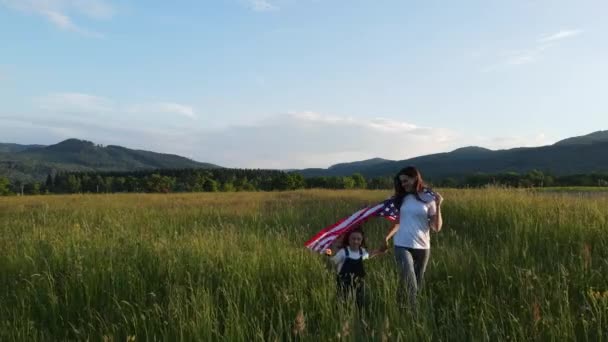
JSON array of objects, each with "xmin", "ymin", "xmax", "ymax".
[{"xmin": 1, "ymin": 189, "xmax": 607, "ymax": 340}]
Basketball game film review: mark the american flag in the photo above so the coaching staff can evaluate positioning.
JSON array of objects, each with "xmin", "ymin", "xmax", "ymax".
[
  {"xmin": 304, "ymin": 198, "xmax": 400, "ymax": 253},
  {"xmin": 304, "ymin": 188, "xmax": 437, "ymax": 253}
]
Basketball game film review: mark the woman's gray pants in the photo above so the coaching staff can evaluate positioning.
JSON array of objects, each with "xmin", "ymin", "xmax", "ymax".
[{"xmin": 394, "ymin": 246, "xmax": 430, "ymax": 311}]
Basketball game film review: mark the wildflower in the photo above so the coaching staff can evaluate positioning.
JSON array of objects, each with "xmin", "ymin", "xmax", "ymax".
[
  {"xmin": 292, "ymin": 309, "xmax": 305, "ymax": 336},
  {"xmin": 582, "ymin": 243, "xmax": 592, "ymax": 269},
  {"xmin": 532, "ymin": 300, "xmax": 541, "ymax": 324}
]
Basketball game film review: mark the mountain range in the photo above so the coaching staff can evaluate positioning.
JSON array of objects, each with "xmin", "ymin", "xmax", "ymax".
[
  {"xmin": 296, "ymin": 130, "xmax": 608, "ymax": 179},
  {"xmin": 1, "ymin": 130, "xmax": 608, "ymax": 182},
  {"xmin": 0, "ymin": 139, "xmax": 220, "ymax": 182}
]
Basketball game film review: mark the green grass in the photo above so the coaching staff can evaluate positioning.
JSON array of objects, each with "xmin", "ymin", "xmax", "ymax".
[
  {"xmin": 1, "ymin": 189, "xmax": 607, "ymax": 341},
  {"xmin": 538, "ymin": 186, "xmax": 608, "ymax": 192}
]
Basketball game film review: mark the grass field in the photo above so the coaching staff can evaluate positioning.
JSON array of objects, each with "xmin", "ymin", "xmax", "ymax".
[{"xmin": 1, "ymin": 189, "xmax": 607, "ymax": 341}]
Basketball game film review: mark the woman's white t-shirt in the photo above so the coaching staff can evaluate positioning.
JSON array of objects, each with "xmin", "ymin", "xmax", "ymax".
[
  {"xmin": 393, "ymin": 194, "xmax": 437, "ymax": 249},
  {"xmin": 329, "ymin": 247, "xmax": 369, "ymax": 273}
]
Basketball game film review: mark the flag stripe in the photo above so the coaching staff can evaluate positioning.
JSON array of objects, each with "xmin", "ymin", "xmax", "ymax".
[
  {"xmin": 310, "ymin": 204, "xmax": 383, "ymax": 251},
  {"xmin": 306, "ymin": 202, "xmax": 386, "ymax": 252},
  {"xmin": 310, "ymin": 206, "xmax": 379, "ymax": 250},
  {"xmin": 315, "ymin": 203, "xmax": 380, "ymax": 249},
  {"xmin": 304, "ymin": 205, "xmax": 374, "ymax": 248},
  {"xmin": 304, "ymin": 207, "xmax": 366, "ymax": 247}
]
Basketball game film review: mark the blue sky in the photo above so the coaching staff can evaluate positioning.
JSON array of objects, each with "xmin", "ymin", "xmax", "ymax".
[{"xmin": 1, "ymin": 0, "xmax": 607, "ymax": 168}]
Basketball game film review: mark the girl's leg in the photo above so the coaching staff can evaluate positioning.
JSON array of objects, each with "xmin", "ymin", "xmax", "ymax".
[
  {"xmin": 355, "ymin": 279, "xmax": 365, "ymax": 310},
  {"xmin": 394, "ymin": 247, "xmax": 418, "ymax": 310},
  {"xmin": 337, "ymin": 276, "xmax": 354, "ymax": 307},
  {"xmin": 336, "ymin": 276, "xmax": 348, "ymax": 302}
]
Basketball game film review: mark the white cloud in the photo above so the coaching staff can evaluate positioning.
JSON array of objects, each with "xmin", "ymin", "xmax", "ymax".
[
  {"xmin": 71, "ymin": 0, "xmax": 114, "ymax": 19},
  {"xmin": 286, "ymin": 111, "xmax": 419, "ymax": 132},
  {"xmin": 189, "ymin": 111, "xmax": 460, "ymax": 168},
  {"xmin": 176, "ymin": 113, "xmax": 552, "ymax": 168},
  {"xmin": 43, "ymin": 10, "xmax": 76, "ymax": 30},
  {"xmin": 504, "ymin": 44, "xmax": 552, "ymax": 66},
  {"xmin": 155, "ymin": 102, "xmax": 197, "ymax": 119},
  {"xmin": 38, "ymin": 92, "xmax": 113, "ymax": 113},
  {"xmin": 249, "ymin": 0, "xmax": 278, "ymax": 12},
  {"xmin": 0, "ymin": 0, "xmax": 114, "ymax": 37},
  {"xmin": 37, "ymin": 92, "xmax": 197, "ymax": 120},
  {"xmin": 538, "ymin": 29, "xmax": 584, "ymax": 43},
  {"xmin": 1, "ymin": 99, "xmax": 554, "ymax": 169},
  {"xmin": 483, "ymin": 28, "xmax": 583, "ymax": 70},
  {"xmin": 127, "ymin": 102, "xmax": 197, "ymax": 119}
]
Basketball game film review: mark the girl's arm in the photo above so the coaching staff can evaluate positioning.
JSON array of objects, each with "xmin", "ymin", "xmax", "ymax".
[
  {"xmin": 326, "ymin": 248, "xmax": 345, "ymax": 267},
  {"xmin": 429, "ymin": 193, "xmax": 444, "ymax": 232},
  {"xmin": 324, "ymin": 234, "xmax": 344, "ymax": 256}
]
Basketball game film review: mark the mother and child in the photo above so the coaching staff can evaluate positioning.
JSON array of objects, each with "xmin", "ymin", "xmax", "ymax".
[{"xmin": 324, "ymin": 166, "xmax": 444, "ymax": 311}]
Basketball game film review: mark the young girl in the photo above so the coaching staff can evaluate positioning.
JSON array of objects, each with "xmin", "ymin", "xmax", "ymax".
[{"xmin": 325, "ymin": 227, "xmax": 384, "ymax": 309}]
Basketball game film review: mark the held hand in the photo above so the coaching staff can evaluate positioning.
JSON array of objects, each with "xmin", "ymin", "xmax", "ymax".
[
  {"xmin": 379, "ymin": 240, "xmax": 389, "ymax": 253},
  {"xmin": 371, "ymin": 248, "xmax": 387, "ymax": 257},
  {"xmin": 434, "ymin": 192, "xmax": 444, "ymax": 206}
]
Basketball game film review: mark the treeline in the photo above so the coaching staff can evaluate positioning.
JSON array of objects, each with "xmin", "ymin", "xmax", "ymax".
[
  {"xmin": 435, "ymin": 170, "xmax": 608, "ymax": 188},
  {"xmin": 1, "ymin": 169, "xmax": 608, "ymax": 195},
  {"xmin": 0, "ymin": 169, "xmax": 393, "ymax": 195}
]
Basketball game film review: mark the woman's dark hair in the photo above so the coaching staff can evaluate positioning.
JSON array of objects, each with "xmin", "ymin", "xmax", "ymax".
[
  {"xmin": 340, "ymin": 227, "xmax": 367, "ymax": 249},
  {"xmin": 394, "ymin": 166, "xmax": 426, "ymax": 208}
]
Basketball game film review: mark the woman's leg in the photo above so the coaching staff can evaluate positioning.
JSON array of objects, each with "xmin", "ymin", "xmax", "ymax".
[
  {"xmin": 394, "ymin": 247, "xmax": 418, "ymax": 309},
  {"xmin": 410, "ymin": 248, "xmax": 431, "ymax": 290}
]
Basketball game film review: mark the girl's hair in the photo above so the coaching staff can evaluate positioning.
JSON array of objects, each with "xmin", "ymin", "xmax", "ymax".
[
  {"xmin": 394, "ymin": 166, "xmax": 426, "ymax": 208},
  {"xmin": 340, "ymin": 227, "xmax": 367, "ymax": 249}
]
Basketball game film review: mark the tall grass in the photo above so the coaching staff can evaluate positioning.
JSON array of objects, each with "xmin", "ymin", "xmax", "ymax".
[{"xmin": 1, "ymin": 189, "xmax": 607, "ymax": 341}]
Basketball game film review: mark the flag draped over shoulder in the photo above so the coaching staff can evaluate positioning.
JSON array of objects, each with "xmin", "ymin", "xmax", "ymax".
[
  {"xmin": 304, "ymin": 188, "xmax": 436, "ymax": 254},
  {"xmin": 304, "ymin": 198, "xmax": 399, "ymax": 253}
]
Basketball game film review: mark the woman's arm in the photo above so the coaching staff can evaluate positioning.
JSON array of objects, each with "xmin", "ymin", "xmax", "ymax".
[
  {"xmin": 381, "ymin": 223, "xmax": 399, "ymax": 251},
  {"xmin": 429, "ymin": 193, "xmax": 443, "ymax": 232}
]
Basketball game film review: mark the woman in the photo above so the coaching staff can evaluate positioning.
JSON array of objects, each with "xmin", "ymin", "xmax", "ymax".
[{"xmin": 382, "ymin": 166, "xmax": 443, "ymax": 312}]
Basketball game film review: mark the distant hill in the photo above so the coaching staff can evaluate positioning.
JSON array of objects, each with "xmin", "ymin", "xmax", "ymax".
[
  {"xmin": 553, "ymin": 130, "xmax": 608, "ymax": 146},
  {"xmin": 320, "ymin": 158, "xmax": 390, "ymax": 175},
  {"xmin": 0, "ymin": 139, "xmax": 221, "ymax": 182},
  {"xmin": 296, "ymin": 130, "xmax": 608, "ymax": 179},
  {"xmin": 448, "ymin": 146, "xmax": 493, "ymax": 157},
  {"xmin": 329, "ymin": 158, "xmax": 390, "ymax": 170},
  {"xmin": 0, "ymin": 143, "xmax": 45, "ymax": 153}
]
